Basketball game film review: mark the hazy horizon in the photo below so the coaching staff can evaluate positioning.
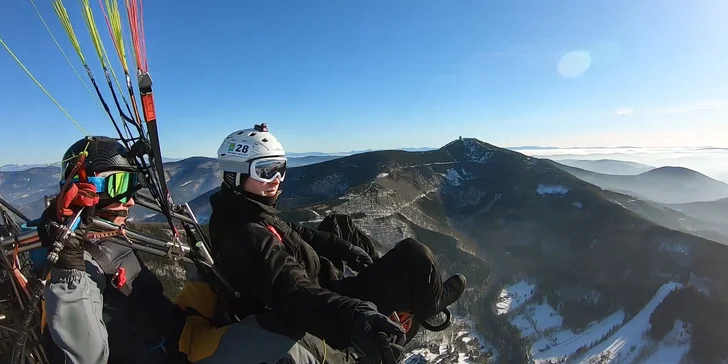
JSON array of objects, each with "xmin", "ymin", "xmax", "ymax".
[{"xmin": 5, "ymin": 145, "xmax": 727, "ymax": 184}]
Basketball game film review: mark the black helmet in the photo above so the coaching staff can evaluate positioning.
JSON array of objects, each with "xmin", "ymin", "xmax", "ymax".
[{"xmin": 61, "ymin": 136, "xmax": 136, "ymax": 180}]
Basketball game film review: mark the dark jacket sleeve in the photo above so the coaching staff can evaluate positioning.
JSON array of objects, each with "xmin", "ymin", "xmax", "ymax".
[
  {"xmin": 220, "ymin": 224, "xmax": 362, "ymax": 348},
  {"xmin": 287, "ymin": 222, "xmax": 352, "ymax": 262}
]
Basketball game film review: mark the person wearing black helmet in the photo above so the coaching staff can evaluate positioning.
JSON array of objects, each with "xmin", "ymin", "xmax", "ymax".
[
  {"xmin": 38, "ymin": 136, "xmax": 341, "ymax": 364},
  {"xmin": 38, "ymin": 135, "xmax": 188, "ymax": 364}
]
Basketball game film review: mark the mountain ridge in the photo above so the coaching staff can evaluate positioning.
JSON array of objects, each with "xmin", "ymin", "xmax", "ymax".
[
  {"xmin": 553, "ymin": 162, "xmax": 728, "ymax": 204},
  {"xmin": 6, "ymin": 137, "xmax": 728, "ymax": 362}
]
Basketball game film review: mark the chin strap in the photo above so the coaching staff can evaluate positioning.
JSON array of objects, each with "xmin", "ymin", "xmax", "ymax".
[{"xmin": 94, "ymin": 209, "xmax": 129, "ymax": 220}]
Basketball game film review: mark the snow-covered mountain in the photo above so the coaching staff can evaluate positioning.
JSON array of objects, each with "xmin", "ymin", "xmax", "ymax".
[{"xmin": 171, "ymin": 138, "xmax": 728, "ymax": 363}]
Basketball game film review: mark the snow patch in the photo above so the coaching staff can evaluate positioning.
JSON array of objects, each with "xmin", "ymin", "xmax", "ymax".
[
  {"xmin": 659, "ymin": 242, "xmax": 689, "ymax": 255},
  {"xmin": 573, "ymin": 201, "xmax": 583, "ymax": 209},
  {"xmin": 444, "ymin": 168, "xmax": 475, "ymax": 187},
  {"xmin": 462, "ymin": 138, "xmax": 495, "ymax": 163},
  {"xmin": 512, "ymin": 301, "xmax": 564, "ymax": 339},
  {"xmin": 536, "ymin": 184, "xmax": 570, "ymax": 196},
  {"xmin": 377, "ymin": 173, "xmax": 389, "ymax": 178},
  {"xmin": 496, "ymin": 280, "xmax": 536, "ymax": 315},
  {"xmin": 179, "ymin": 180, "xmax": 193, "ymax": 187},
  {"xmin": 531, "ymin": 309, "xmax": 625, "ymax": 363},
  {"xmin": 404, "ymin": 316, "xmax": 495, "ymax": 363},
  {"xmin": 445, "ymin": 168, "xmax": 463, "ymax": 186}
]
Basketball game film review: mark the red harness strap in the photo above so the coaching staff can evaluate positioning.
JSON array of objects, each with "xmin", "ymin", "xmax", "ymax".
[{"xmin": 267, "ymin": 225, "xmax": 283, "ymax": 242}]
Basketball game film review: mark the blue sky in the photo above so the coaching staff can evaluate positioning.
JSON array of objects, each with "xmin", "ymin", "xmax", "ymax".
[{"xmin": 1, "ymin": 0, "xmax": 727, "ymax": 165}]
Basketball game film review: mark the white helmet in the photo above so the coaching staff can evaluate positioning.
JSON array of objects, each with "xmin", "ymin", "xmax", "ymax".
[{"xmin": 217, "ymin": 123, "xmax": 287, "ymax": 187}]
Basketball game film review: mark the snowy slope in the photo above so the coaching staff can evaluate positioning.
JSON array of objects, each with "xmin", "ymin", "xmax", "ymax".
[
  {"xmin": 495, "ymin": 280, "xmax": 536, "ymax": 315},
  {"xmin": 574, "ymin": 282, "xmax": 683, "ymax": 363},
  {"xmin": 642, "ymin": 320, "xmax": 691, "ymax": 364},
  {"xmin": 528, "ymin": 282, "xmax": 686, "ymax": 364}
]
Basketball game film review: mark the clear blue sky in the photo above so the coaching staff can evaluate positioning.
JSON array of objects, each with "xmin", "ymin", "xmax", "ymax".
[{"xmin": 1, "ymin": 0, "xmax": 727, "ymax": 165}]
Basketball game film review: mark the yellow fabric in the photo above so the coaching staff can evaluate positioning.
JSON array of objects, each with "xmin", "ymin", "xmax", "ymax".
[
  {"xmin": 176, "ymin": 281, "xmax": 233, "ymax": 362},
  {"xmin": 175, "ymin": 281, "xmax": 219, "ymax": 319},
  {"xmin": 41, "ymin": 271, "xmax": 233, "ymax": 363},
  {"xmin": 177, "ymin": 315, "xmax": 232, "ymax": 362}
]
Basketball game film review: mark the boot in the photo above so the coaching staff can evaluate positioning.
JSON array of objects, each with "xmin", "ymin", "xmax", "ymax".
[{"xmin": 420, "ymin": 273, "xmax": 466, "ymax": 332}]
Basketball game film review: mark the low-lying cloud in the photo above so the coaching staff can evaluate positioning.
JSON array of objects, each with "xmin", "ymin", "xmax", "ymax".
[{"xmin": 515, "ymin": 146, "xmax": 728, "ymax": 183}]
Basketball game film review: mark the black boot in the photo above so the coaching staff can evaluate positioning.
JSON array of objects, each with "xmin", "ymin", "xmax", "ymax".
[{"xmin": 420, "ymin": 274, "xmax": 467, "ymax": 332}]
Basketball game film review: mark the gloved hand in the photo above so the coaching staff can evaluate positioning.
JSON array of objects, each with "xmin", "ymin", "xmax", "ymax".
[
  {"xmin": 345, "ymin": 244, "xmax": 373, "ymax": 272},
  {"xmin": 350, "ymin": 302, "xmax": 406, "ymax": 363},
  {"xmin": 36, "ymin": 197, "xmax": 93, "ymax": 271}
]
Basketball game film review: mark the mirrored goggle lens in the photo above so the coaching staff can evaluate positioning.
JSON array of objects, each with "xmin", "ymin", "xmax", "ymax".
[
  {"xmin": 68, "ymin": 172, "xmax": 137, "ymax": 204},
  {"xmin": 106, "ymin": 172, "xmax": 138, "ymax": 203},
  {"xmin": 253, "ymin": 159, "xmax": 287, "ymax": 182}
]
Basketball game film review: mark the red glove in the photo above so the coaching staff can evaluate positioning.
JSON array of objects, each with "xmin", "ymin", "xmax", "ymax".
[{"xmin": 56, "ymin": 182, "xmax": 99, "ymax": 220}]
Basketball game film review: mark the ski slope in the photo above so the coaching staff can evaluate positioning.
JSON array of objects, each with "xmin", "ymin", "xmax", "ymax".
[
  {"xmin": 530, "ymin": 281, "xmax": 685, "ymax": 363},
  {"xmin": 576, "ymin": 282, "xmax": 683, "ymax": 363}
]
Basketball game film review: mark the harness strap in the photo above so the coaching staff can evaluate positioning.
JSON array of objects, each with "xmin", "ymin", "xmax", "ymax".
[
  {"xmin": 266, "ymin": 225, "xmax": 283, "ymax": 242},
  {"xmin": 83, "ymin": 242, "xmax": 132, "ymax": 295}
]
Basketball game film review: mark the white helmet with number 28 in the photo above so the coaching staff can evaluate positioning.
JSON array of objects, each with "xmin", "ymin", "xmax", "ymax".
[{"xmin": 217, "ymin": 123, "xmax": 287, "ymax": 187}]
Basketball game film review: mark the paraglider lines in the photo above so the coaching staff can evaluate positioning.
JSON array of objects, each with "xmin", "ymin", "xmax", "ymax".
[
  {"xmin": 52, "ymin": 0, "xmax": 133, "ymax": 143},
  {"xmin": 27, "ymin": 0, "xmax": 102, "ymax": 112}
]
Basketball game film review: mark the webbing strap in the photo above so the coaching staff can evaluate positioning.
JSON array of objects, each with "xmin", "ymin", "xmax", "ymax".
[{"xmin": 83, "ymin": 242, "xmax": 132, "ymax": 295}]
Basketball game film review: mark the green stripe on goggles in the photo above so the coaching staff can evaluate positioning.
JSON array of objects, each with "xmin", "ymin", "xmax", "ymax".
[{"xmin": 61, "ymin": 171, "xmax": 139, "ymax": 204}]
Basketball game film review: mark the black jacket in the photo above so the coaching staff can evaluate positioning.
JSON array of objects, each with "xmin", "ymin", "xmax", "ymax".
[{"xmin": 208, "ymin": 187, "xmax": 364, "ymax": 350}]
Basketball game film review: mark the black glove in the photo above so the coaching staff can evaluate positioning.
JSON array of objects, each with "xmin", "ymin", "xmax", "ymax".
[
  {"xmin": 350, "ymin": 302, "xmax": 406, "ymax": 363},
  {"xmin": 346, "ymin": 244, "xmax": 373, "ymax": 272},
  {"xmin": 36, "ymin": 201, "xmax": 88, "ymax": 271}
]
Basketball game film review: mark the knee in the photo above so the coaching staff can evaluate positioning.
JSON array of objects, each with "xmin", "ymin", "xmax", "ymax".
[{"xmin": 397, "ymin": 238, "xmax": 435, "ymax": 260}]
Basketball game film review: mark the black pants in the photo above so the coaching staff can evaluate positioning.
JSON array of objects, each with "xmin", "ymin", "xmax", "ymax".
[{"xmin": 317, "ymin": 215, "xmax": 444, "ymax": 321}]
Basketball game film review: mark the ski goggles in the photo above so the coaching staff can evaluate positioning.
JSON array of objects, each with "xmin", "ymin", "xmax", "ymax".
[
  {"xmin": 61, "ymin": 171, "xmax": 139, "ymax": 204},
  {"xmin": 249, "ymin": 157, "xmax": 287, "ymax": 183}
]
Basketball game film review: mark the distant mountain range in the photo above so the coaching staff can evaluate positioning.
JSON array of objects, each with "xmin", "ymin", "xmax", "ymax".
[
  {"xmin": 553, "ymin": 163, "xmax": 728, "ymax": 204},
  {"xmin": 556, "ymin": 159, "xmax": 655, "ymax": 175}
]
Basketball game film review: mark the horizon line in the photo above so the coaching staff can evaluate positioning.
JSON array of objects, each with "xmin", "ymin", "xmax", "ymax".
[{"xmin": 5, "ymin": 144, "xmax": 728, "ymax": 167}]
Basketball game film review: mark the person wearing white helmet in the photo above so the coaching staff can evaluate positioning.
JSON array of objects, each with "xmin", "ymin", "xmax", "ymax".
[{"xmin": 205, "ymin": 123, "xmax": 467, "ymax": 364}]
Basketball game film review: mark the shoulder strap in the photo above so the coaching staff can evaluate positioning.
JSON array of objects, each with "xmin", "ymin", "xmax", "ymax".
[{"xmin": 83, "ymin": 241, "xmax": 132, "ymax": 295}]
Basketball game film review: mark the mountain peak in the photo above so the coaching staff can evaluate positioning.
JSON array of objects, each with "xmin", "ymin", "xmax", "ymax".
[
  {"xmin": 441, "ymin": 137, "xmax": 505, "ymax": 163},
  {"xmin": 641, "ymin": 166, "xmax": 709, "ymax": 178}
]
